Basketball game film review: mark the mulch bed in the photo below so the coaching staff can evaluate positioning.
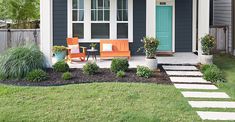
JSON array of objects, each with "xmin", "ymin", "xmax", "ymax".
[{"xmin": 0, "ymin": 65, "xmax": 172, "ymax": 86}]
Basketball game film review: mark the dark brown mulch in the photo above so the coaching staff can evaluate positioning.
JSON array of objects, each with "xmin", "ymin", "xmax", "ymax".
[{"xmin": 0, "ymin": 65, "xmax": 172, "ymax": 86}]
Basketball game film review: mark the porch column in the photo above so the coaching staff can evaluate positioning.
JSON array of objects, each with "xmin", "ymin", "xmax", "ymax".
[
  {"xmin": 146, "ymin": 0, "xmax": 156, "ymax": 37},
  {"xmin": 40, "ymin": 0, "xmax": 53, "ymax": 67},
  {"xmin": 198, "ymin": 0, "xmax": 210, "ymax": 59}
]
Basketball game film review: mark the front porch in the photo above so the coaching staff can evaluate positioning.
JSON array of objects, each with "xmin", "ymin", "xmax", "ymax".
[{"xmin": 53, "ymin": 53, "xmax": 199, "ymax": 68}]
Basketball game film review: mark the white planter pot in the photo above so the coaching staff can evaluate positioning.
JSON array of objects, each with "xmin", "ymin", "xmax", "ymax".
[
  {"xmin": 200, "ymin": 55, "xmax": 213, "ymax": 64},
  {"xmin": 145, "ymin": 58, "xmax": 158, "ymax": 70}
]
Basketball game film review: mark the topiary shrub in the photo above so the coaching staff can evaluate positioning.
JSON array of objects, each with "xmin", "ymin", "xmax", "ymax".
[
  {"xmin": 83, "ymin": 62, "xmax": 99, "ymax": 75},
  {"xmin": 203, "ymin": 65, "xmax": 226, "ymax": 83},
  {"xmin": 26, "ymin": 69, "xmax": 48, "ymax": 82},
  {"xmin": 111, "ymin": 58, "xmax": 129, "ymax": 73},
  {"xmin": 136, "ymin": 66, "xmax": 153, "ymax": 78},
  {"xmin": 116, "ymin": 71, "xmax": 126, "ymax": 78},
  {"xmin": 52, "ymin": 61, "xmax": 69, "ymax": 72},
  {"xmin": 62, "ymin": 72, "xmax": 72, "ymax": 80},
  {"xmin": 201, "ymin": 64, "xmax": 217, "ymax": 73},
  {"xmin": 0, "ymin": 44, "xmax": 45, "ymax": 79}
]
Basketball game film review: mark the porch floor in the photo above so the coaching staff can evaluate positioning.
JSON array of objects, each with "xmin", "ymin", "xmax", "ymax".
[{"xmin": 53, "ymin": 53, "xmax": 199, "ymax": 69}]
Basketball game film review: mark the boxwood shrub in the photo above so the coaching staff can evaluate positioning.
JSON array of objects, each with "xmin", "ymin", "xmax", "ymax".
[
  {"xmin": 62, "ymin": 72, "xmax": 72, "ymax": 80},
  {"xmin": 53, "ymin": 61, "xmax": 69, "ymax": 72},
  {"xmin": 136, "ymin": 66, "xmax": 153, "ymax": 78},
  {"xmin": 83, "ymin": 62, "xmax": 99, "ymax": 75},
  {"xmin": 111, "ymin": 58, "xmax": 129, "ymax": 73},
  {"xmin": 26, "ymin": 69, "xmax": 48, "ymax": 82},
  {"xmin": 116, "ymin": 71, "xmax": 126, "ymax": 78}
]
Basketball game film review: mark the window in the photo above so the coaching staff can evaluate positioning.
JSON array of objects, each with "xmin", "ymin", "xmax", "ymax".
[
  {"xmin": 72, "ymin": 0, "xmax": 84, "ymax": 38},
  {"xmin": 91, "ymin": 0, "xmax": 110, "ymax": 39},
  {"xmin": 117, "ymin": 0, "xmax": 128, "ymax": 38}
]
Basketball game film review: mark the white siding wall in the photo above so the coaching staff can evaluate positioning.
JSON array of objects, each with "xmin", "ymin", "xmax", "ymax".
[{"xmin": 213, "ymin": 0, "xmax": 232, "ymax": 52}]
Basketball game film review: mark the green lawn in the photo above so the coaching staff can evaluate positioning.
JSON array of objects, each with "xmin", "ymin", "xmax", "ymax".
[
  {"xmin": 0, "ymin": 83, "xmax": 201, "ymax": 122},
  {"xmin": 214, "ymin": 54, "xmax": 235, "ymax": 99}
]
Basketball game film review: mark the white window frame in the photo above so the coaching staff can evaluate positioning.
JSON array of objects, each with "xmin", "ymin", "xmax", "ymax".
[
  {"xmin": 71, "ymin": 0, "xmax": 85, "ymax": 39},
  {"xmin": 68, "ymin": 0, "xmax": 133, "ymax": 43},
  {"xmin": 116, "ymin": 0, "xmax": 129, "ymax": 39}
]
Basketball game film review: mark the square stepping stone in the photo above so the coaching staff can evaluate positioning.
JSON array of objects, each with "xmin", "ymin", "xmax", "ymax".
[
  {"xmin": 174, "ymin": 84, "xmax": 218, "ymax": 90},
  {"xmin": 197, "ymin": 111, "xmax": 235, "ymax": 120},
  {"xmin": 166, "ymin": 71, "xmax": 203, "ymax": 77},
  {"xmin": 182, "ymin": 92, "xmax": 230, "ymax": 98},
  {"xmin": 170, "ymin": 77, "xmax": 210, "ymax": 83},
  {"xmin": 163, "ymin": 65, "xmax": 198, "ymax": 71},
  {"xmin": 189, "ymin": 101, "xmax": 235, "ymax": 108}
]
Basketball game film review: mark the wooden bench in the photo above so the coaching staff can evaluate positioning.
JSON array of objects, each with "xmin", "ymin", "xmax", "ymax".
[{"xmin": 100, "ymin": 40, "xmax": 131, "ymax": 59}]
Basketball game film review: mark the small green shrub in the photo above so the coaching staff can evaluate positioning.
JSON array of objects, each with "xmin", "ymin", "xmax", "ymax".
[
  {"xmin": 116, "ymin": 71, "xmax": 126, "ymax": 78},
  {"xmin": 136, "ymin": 66, "xmax": 153, "ymax": 78},
  {"xmin": 201, "ymin": 64, "xmax": 217, "ymax": 73},
  {"xmin": 26, "ymin": 69, "xmax": 48, "ymax": 82},
  {"xmin": 201, "ymin": 34, "xmax": 216, "ymax": 55},
  {"xmin": 83, "ymin": 62, "xmax": 99, "ymax": 75},
  {"xmin": 53, "ymin": 61, "xmax": 69, "ymax": 72},
  {"xmin": 111, "ymin": 58, "xmax": 129, "ymax": 73},
  {"xmin": 62, "ymin": 72, "xmax": 72, "ymax": 80},
  {"xmin": 0, "ymin": 44, "xmax": 45, "ymax": 79},
  {"xmin": 203, "ymin": 65, "xmax": 226, "ymax": 83}
]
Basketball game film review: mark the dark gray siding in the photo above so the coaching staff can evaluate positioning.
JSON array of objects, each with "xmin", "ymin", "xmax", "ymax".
[
  {"xmin": 53, "ymin": 0, "xmax": 67, "ymax": 46},
  {"xmin": 175, "ymin": 0, "xmax": 192, "ymax": 52},
  {"xmin": 130, "ymin": 0, "xmax": 146, "ymax": 55}
]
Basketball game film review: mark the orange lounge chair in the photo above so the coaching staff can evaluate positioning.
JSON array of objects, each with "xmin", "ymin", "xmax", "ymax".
[
  {"xmin": 100, "ymin": 40, "xmax": 131, "ymax": 59},
  {"xmin": 67, "ymin": 38, "xmax": 86, "ymax": 62}
]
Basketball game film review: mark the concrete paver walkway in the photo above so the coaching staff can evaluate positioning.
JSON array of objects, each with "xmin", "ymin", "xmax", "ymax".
[{"xmin": 163, "ymin": 65, "xmax": 235, "ymax": 121}]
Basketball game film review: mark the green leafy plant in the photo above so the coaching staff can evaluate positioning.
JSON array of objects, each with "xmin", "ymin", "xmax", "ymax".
[
  {"xmin": 138, "ymin": 37, "xmax": 160, "ymax": 59},
  {"xmin": 62, "ymin": 72, "xmax": 72, "ymax": 80},
  {"xmin": 201, "ymin": 64, "xmax": 217, "ymax": 73},
  {"xmin": 203, "ymin": 65, "xmax": 226, "ymax": 83},
  {"xmin": 116, "ymin": 71, "xmax": 126, "ymax": 78},
  {"xmin": 136, "ymin": 66, "xmax": 153, "ymax": 78},
  {"xmin": 0, "ymin": 44, "xmax": 45, "ymax": 79},
  {"xmin": 53, "ymin": 46, "xmax": 67, "ymax": 53},
  {"xmin": 201, "ymin": 34, "xmax": 216, "ymax": 55},
  {"xmin": 90, "ymin": 43, "xmax": 97, "ymax": 49},
  {"xmin": 26, "ymin": 69, "xmax": 48, "ymax": 82},
  {"xmin": 83, "ymin": 62, "xmax": 99, "ymax": 75},
  {"xmin": 52, "ymin": 61, "xmax": 69, "ymax": 72},
  {"xmin": 111, "ymin": 58, "xmax": 129, "ymax": 73}
]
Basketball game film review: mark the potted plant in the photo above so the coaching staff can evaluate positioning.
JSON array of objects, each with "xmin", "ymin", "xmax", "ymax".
[
  {"xmin": 139, "ymin": 37, "xmax": 160, "ymax": 70},
  {"xmin": 90, "ymin": 43, "xmax": 97, "ymax": 50},
  {"xmin": 200, "ymin": 34, "xmax": 216, "ymax": 64},
  {"xmin": 53, "ymin": 46, "xmax": 67, "ymax": 61}
]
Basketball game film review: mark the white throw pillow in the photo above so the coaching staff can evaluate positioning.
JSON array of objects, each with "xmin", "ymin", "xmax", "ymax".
[
  {"xmin": 103, "ymin": 44, "xmax": 112, "ymax": 51},
  {"xmin": 68, "ymin": 44, "xmax": 80, "ymax": 54}
]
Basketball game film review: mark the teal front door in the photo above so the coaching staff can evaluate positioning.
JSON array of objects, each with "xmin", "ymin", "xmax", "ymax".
[{"xmin": 156, "ymin": 6, "xmax": 173, "ymax": 51}]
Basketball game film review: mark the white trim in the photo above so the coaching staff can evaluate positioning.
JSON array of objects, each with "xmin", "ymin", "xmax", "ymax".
[
  {"xmin": 198, "ymin": 0, "xmax": 210, "ymax": 57},
  {"xmin": 192, "ymin": 0, "xmax": 197, "ymax": 52},
  {"xmin": 67, "ymin": 0, "xmax": 133, "ymax": 43},
  {"xmin": 155, "ymin": 0, "xmax": 175, "ymax": 52},
  {"xmin": 146, "ymin": 0, "xmax": 156, "ymax": 37},
  {"xmin": 40, "ymin": 0, "xmax": 53, "ymax": 67}
]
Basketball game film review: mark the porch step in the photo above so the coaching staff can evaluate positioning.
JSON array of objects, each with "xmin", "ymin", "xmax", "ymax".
[
  {"xmin": 163, "ymin": 65, "xmax": 198, "ymax": 71},
  {"xmin": 197, "ymin": 111, "xmax": 235, "ymax": 121},
  {"xmin": 170, "ymin": 77, "xmax": 210, "ymax": 83},
  {"xmin": 189, "ymin": 101, "xmax": 235, "ymax": 108},
  {"xmin": 181, "ymin": 91, "xmax": 230, "ymax": 99},
  {"xmin": 166, "ymin": 71, "xmax": 203, "ymax": 77}
]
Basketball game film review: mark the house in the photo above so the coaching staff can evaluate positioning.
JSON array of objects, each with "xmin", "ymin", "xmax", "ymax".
[
  {"xmin": 210, "ymin": 0, "xmax": 235, "ymax": 55},
  {"xmin": 40, "ymin": 0, "xmax": 210, "ymax": 66}
]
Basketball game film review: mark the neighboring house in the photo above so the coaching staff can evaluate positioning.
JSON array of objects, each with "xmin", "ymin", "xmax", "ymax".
[
  {"xmin": 210, "ymin": 0, "xmax": 235, "ymax": 55},
  {"xmin": 40, "ymin": 0, "xmax": 211, "ymax": 65}
]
